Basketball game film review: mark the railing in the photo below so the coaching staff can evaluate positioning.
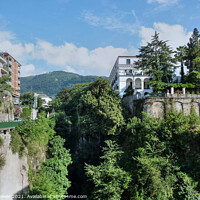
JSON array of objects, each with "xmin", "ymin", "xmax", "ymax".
[
  {"xmin": 0, "ymin": 121, "xmax": 23, "ymax": 129},
  {"xmin": 119, "ymin": 64, "xmax": 136, "ymax": 68},
  {"xmin": 0, "ymin": 56, "xmax": 6, "ymax": 64}
]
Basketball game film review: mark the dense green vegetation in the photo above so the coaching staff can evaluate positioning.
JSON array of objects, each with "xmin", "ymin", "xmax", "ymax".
[
  {"xmin": 21, "ymin": 71, "xmax": 99, "ymax": 97},
  {"xmin": 31, "ymin": 136, "xmax": 72, "ymax": 197},
  {"xmin": 85, "ymin": 140, "xmax": 131, "ymax": 200},
  {"xmin": 49, "ymin": 77, "xmax": 200, "ymax": 199},
  {"xmin": 20, "ymin": 107, "xmax": 31, "ymax": 120},
  {"xmin": 10, "ymin": 112, "xmax": 72, "ymax": 197},
  {"xmin": 7, "ymin": 76, "xmax": 200, "ymax": 199}
]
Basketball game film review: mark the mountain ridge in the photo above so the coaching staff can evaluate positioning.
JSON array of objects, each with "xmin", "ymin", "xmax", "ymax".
[{"xmin": 21, "ymin": 71, "xmax": 104, "ymax": 97}]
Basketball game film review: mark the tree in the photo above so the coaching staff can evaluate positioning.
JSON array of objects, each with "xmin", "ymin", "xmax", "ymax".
[
  {"xmin": 184, "ymin": 70, "xmax": 200, "ymax": 88},
  {"xmin": 20, "ymin": 92, "xmax": 43, "ymax": 108},
  {"xmin": 37, "ymin": 96, "xmax": 43, "ymax": 108},
  {"xmin": 53, "ymin": 78, "xmax": 125, "ymax": 196},
  {"xmin": 175, "ymin": 46, "xmax": 186, "ymax": 83},
  {"xmin": 119, "ymin": 111, "xmax": 200, "ymax": 199},
  {"xmin": 56, "ymin": 87, "xmax": 72, "ymax": 103},
  {"xmin": 20, "ymin": 107, "xmax": 31, "ymax": 120},
  {"xmin": 31, "ymin": 136, "xmax": 72, "ymax": 198},
  {"xmin": 20, "ymin": 92, "xmax": 34, "ymax": 105},
  {"xmin": 79, "ymin": 77, "xmax": 124, "ymax": 136},
  {"xmin": 85, "ymin": 140, "xmax": 131, "ymax": 200},
  {"xmin": 136, "ymin": 32, "xmax": 176, "ymax": 92},
  {"xmin": 185, "ymin": 28, "xmax": 200, "ymax": 72}
]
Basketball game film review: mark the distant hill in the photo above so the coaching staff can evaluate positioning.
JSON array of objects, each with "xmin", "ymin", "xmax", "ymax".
[{"xmin": 21, "ymin": 71, "xmax": 101, "ymax": 97}]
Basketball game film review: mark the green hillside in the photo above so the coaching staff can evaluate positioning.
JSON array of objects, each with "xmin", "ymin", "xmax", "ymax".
[{"xmin": 20, "ymin": 71, "xmax": 100, "ymax": 97}]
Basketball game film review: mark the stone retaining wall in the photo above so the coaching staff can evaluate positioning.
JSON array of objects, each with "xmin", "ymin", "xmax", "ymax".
[{"xmin": 124, "ymin": 95, "xmax": 200, "ymax": 118}]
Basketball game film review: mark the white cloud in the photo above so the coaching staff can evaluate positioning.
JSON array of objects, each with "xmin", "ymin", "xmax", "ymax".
[
  {"xmin": 82, "ymin": 10, "xmax": 140, "ymax": 34},
  {"xmin": 147, "ymin": 0, "xmax": 178, "ymax": 5},
  {"xmin": 0, "ymin": 31, "xmax": 15, "ymax": 42},
  {"xmin": 0, "ymin": 30, "xmax": 137, "ymax": 77},
  {"xmin": 140, "ymin": 23, "xmax": 192, "ymax": 49},
  {"xmin": 64, "ymin": 65, "xmax": 77, "ymax": 74},
  {"xmin": 21, "ymin": 64, "xmax": 46, "ymax": 77},
  {"xmin": 33, "ymin": 40, "xmax": 137, "ymax": 76}
]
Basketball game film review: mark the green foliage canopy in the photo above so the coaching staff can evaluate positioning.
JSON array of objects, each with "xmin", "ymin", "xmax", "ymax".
[
  {"xmin": 31, "ymin": 136, "xmax": 72, "ymax": 198},
  {"xmin": 136, "ymin": 32, "xmax": 176, "ymax": 92},
  {"xmin": 85, "ymin": 140, "xmax": 131, "ymax": 200}
]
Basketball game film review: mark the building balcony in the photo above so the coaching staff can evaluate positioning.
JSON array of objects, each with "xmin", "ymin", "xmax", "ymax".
[
  {"xmin": 0, "ymin": 56, "xmax": 6, "ymax": 64},
  {"xmin": 119, "ymin": 64, "xmax": 137, "ymax": 68},
  {"xmin": 0, "ymin": 64, "xmax": 8, "ymax": 75}
]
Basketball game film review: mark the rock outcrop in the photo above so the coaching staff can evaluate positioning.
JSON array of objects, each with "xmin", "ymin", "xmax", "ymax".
[{"xmin": 0, "ymin": 132, "xmax": 29, "ymax": 200}]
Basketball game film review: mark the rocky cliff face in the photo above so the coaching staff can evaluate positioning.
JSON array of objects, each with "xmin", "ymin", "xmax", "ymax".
[
  {"xmin": 0, "ymin": 91, "xmax": 14, "ymax": 122},
  {"xmin": 0, "ymin": 132, "xmax": 29, "ymax": 199}
]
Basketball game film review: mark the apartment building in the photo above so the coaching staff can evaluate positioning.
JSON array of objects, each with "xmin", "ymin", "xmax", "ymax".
[
  {"xmin": 109, "ymin": 56, "xmax": 152, "ymax": 98},
  {"xmin": 0, "ymin": 52, "xmax": 21, "ymax": 104}
]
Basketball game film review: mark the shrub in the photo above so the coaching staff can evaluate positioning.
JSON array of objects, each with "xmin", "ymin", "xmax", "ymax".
[
  {"xmin": 0, "ymin": 137, "xmax": 4, "ymax": 147},
  {"xmin": 21, "ymin": 107, "xmax": 31, "ymax": 120},
  {"xmin": 10, "ymin": 130, "xmax": 25, "ymax": 158}
]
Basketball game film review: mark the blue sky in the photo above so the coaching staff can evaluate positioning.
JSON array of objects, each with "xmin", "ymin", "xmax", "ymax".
[{"xmin": 0, "ymin": 0, "xmax": 199, "ymax": 76}]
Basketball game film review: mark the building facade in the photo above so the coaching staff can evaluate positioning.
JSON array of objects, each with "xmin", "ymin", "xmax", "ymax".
[
  {"xmin": 109, "ymin": 56, "xmax": 152, "ymax": 98},
  {"xmin": 0, "ymin": 52, "xmax": 21, "ymax": 104}
]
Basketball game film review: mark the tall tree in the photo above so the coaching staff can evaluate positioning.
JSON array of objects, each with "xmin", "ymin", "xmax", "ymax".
[
  {"xmin": 85, "ymin": 140, "xmax": 131, "ymax": 200},
  {"xmin": 175, "ymin": 46, "xmax": 186, "ymax": 83},
  {"xmin": 136, "ymin": 32, "xmax": 176, "ymax": 92},
  {"xmin": 185, "ymin": 28, "xmax": 200, "ymax": 72}
]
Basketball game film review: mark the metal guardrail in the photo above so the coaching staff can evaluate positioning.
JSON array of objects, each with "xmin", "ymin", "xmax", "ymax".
[{"xmin": 0, "ymin": 121, "xmax": 23, "ymax": 129}]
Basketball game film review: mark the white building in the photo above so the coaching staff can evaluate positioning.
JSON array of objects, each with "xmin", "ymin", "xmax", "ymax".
[
  {"xmin": 109, "ymin": 56, "xmax": 152, "ymax": 98},
  {"xmin": 37, "ymin": 93, "xmax": 52, "ymax": 107}
]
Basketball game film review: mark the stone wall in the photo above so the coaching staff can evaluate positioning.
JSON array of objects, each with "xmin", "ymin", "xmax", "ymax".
[
  {"xmin": 124, "ymin": 95, "xmax": 200, "ymax": 118},
  {"xmin": 144, "ymin": 96, "xmax": 200, "ymax": 118},
  {"xmin": 0, "ymin": 132, "xmax": 29, "ymax": 199}
]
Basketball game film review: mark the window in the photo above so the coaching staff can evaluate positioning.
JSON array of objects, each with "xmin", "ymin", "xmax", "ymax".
[{"xmin": 126, "ymin": 59, "xmax": 131, "ymax": 64}]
